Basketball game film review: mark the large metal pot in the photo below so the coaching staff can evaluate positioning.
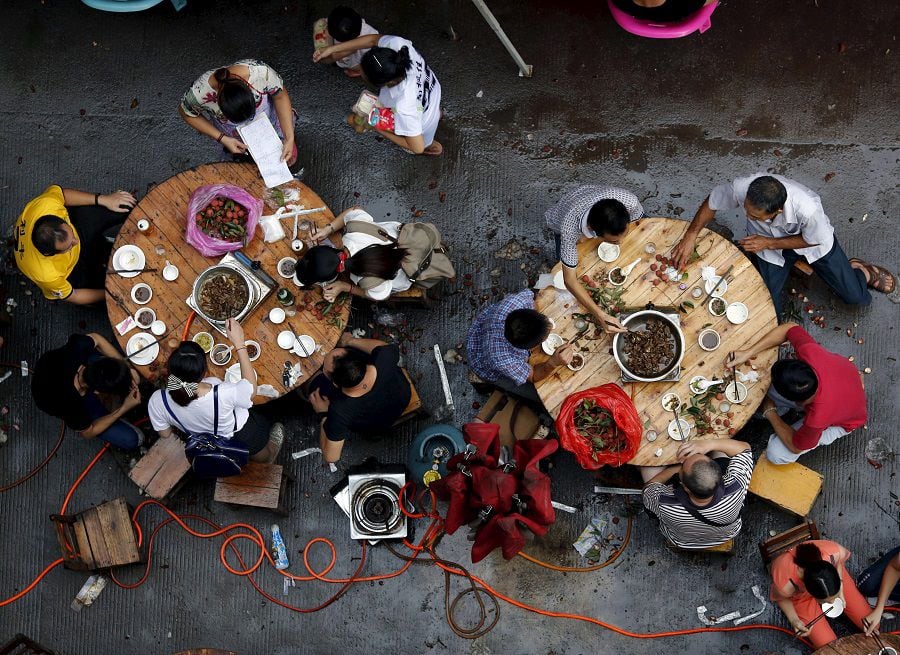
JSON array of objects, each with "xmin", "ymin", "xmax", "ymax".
[
  {"xmin": 191, "ymin": 265, "xmax": 253, "ymax": 321},
  {"xmin": 612, "ymin": 309, "xmax": 685, "ymax": 382}
]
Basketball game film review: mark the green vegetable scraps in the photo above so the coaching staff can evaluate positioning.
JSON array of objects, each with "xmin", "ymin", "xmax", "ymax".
[{"xmin": 574, "ymin": 399, "xmax": 626, "ymax": 460}]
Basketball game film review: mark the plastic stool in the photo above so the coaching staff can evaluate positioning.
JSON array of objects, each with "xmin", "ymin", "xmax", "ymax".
[{"xmin": 608, "ymin": 0, "xmax": 719, "ymax": 39}]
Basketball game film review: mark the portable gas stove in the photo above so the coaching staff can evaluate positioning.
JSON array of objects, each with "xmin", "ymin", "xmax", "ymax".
[
  {"xmin": 331, "ymin": 462, "xmax": 408, "ymax": 542},
  {"xmin": 617, "ymin": 307, "xmax": 683, "ymax": 383},
  {"xmin": 185, "ymin": 251, "xmax": 276, "ymax": 336}
]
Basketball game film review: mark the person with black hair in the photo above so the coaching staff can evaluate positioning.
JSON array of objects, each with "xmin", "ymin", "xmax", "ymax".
[
  {"xmin": 179, "ymin": 59, "xmax": 297, "ymax": 166},
  {"xmin": 770, "ymin": 540, "xmax": 872, "ymax": 646},
  {"xmin": 545, "ymin": 185, "xmax": 645, "ymax": 333},
  {"xmin": 859, "ymin": 547, "xmax": 900, "ymax": 636},
  {"xmin": 465, "ymin": 290, "xmax": 572, "ymax": 402},
  {"xmin": 314, "ymin": 34, "xmax": 442, "ymax": 155},
  {"xmin": 14, "ymin": 185, "xmax": 136, "ymax": 304},
  {"xmin": 672, "ymin": 173, "xmax": 896, "ymax": 316},
  {"xmin": 641, "ymin": 438, "xmax": 753, "ymax": 549},
  {"xmin": 32, "ymin": 333, "xmax": 143, "ymax": 450},
  {"xmin": 611, "ymin": 0, "xmax": 715, "ymax": 23},
  {"xmin": 147, "ymin": 319, "xmax": 285, "ymax": 464},
  {"xmin": 306, "ymin": 334, "xmax": 411, "ymax": 463},
  {"xmin": 312, "ymin": 6, "xmax": 379, "ymax": 78},
  {"xmin": 727, "ymin": 321, "xmax": 866, "ymax": 464}
]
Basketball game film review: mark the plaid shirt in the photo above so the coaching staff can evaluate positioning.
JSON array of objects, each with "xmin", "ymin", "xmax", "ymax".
[{"xmin": 466, "ymin": 290, "xmax": 534, "ymax": 386}]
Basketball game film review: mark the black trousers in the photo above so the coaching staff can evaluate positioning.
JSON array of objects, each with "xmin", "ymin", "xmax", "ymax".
[{"xmin": 67, "ymin": 205, "xmax": 126, "ymax": 290}]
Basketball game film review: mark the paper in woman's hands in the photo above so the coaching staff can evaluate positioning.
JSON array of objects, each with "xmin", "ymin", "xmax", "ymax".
[{"xmin": 237, "ymin": 114, "xmax": 292, "ymax": 188}]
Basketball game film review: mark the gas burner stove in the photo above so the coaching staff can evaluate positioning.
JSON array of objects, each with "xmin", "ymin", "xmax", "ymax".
[
  {"xmin": 618, "ymin": 307, "xmax": 683, "ymax": 383},
  {"xmin": 348, "ymin": 471, "xmax": 407, "ymax": 541},
  {"xmin": 185, "ymin": 251, "xmax": 275, "ymax": 336}
]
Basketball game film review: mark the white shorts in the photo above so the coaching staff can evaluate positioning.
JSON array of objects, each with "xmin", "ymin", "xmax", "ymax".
[{"xmin": 765, "ymin": 418, "xmax": 849, "ymax": 465}]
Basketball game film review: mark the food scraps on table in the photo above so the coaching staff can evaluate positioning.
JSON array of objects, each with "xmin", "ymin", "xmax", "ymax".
[
  {"xmin": 195, "ymin": 196, "xmax": 248, "ymax": 242},
  {"xmin": 574, "ymin": 399, "xmax": 626, "ymax": 461}
]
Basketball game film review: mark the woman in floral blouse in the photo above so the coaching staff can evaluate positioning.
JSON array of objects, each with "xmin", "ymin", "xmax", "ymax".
[{"xmin": 178, "ymin": 59, "xmax": 297, "ymax": 166}]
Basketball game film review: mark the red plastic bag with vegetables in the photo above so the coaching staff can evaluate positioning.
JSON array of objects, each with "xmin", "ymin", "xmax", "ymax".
[
  {"xmin": 186, "ymin": 184, "xmax": 262, "ymax": 257},
  {"xmin": 555, "ymin": 383, "xmax": 641, "ymax": 469}
]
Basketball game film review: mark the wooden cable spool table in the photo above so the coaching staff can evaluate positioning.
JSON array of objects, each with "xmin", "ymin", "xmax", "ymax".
[
  {"xmin": 532, "ymin": 217, "xmax": 779, "ymax": 465},
  {"xmin": 105, "ymin": 162, "xmax": 349, "ymax": 402},
  {"xmin": 812, "ymin": 633, "xmax": 900, "ymax": 654}
]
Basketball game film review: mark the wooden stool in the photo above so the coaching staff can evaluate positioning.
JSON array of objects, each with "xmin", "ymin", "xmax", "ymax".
[
  {"xmin": 759, "ymin": 520, "xmax": 820, "ymax": 568},
  {"xmin": 214, "ymin": 462, "xmax": 293, "ymax": 515},
  {"xmin": 384, "ymin": 281, "xmax": 445, "ymax": 309},
  {"xmin": 0, "ymin": 634, "xmax": 57, "ymax": 655},
  {"xmin": 129, "ymin": 437, "xmax": 191, "ymax": 501},
  {"xmin": 393, "ymin": 369, "xmax": 426, "ymax": 426},
  {"xmin": 670, "ymin": 539, "xmax": 735, "ymax": 555},
  {"xmin": 50, "ymin": 497, "xmax": 141, "ymax": 571},
  {"xmin": 749, "ymin": 453, "xmax": 823, "ymax": 517}
]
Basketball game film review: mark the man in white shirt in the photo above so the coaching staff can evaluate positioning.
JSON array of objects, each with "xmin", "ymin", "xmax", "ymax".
[{"xmin": 672, "ymin": 174, "xmax": 896, "ymax": 316}]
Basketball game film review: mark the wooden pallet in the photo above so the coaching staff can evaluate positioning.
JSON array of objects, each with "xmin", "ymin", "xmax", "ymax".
[
  {"xmin": 50, "ymin": 497, "xmax": 141, "ymax": 571},
  {"xmin": 128, "ymin": 437, "xmax": 191, "ymax": 501},
  {"xmin": 214, "ymin": 462, "xmax": 293, "ymax": 515},
  {"xmin": 759, "ymin": 520, "xmax": 820, "ymax": 568},
  {"xmin": 749, "ymin": 453, "xmax": 823, "ymax": 517}
]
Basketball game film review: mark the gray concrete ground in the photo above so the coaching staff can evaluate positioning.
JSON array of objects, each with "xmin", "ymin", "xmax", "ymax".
[{"xmin": 1, "ymin": 0, "xmax": 898, "ymax": 653}]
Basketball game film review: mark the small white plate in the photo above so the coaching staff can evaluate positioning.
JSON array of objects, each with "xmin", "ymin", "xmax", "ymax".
[
  {"xmin": 292, "ymin": 334, "xmax": 316, "ymax": 357},
  {"xmin": 726, "ymin": 302, "xmax": 749, "ymax": 324},
  {"xmin": 597, "ymin": 242, "xmax": 620, "ymax": 263},
  {"xmin": 541, "ymin": 333, "xmax": 564, "ymax": 355},
  {"xmin": 126, "ymin": 331, "xmax": 159, "ymax": 366},
  {"xmin": 724, "ymin": 381, "xmax": 748, "ymax": 404},
  {"xmin": 704, "ymin": 276, "xmax": 728, "ymax": 295},
  {"xmin": 224, "ymin": 363, "xmax": 258, "ymax": 384},
  {"xmin": 277, "ymin": 257, "xmax": 297, "ymax": 279},
  {"xmin": 131, "ymin": 283, "xmax": 152, "ymax": 305},
  {"xmin": 661, "ymin": 393, "xmax": 682, "ymax": 412},
  {"xmin": 667, "ymin": 418, "xmax": 692, "ymax": 441},
  {"xmin": 113, "ymin": 245, "xmax": 146, "ymax": 278}
]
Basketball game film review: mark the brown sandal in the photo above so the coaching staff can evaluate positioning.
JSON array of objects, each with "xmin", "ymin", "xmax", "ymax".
[
  {"xmin": 851, "ymin": 258, "xmax": 897, "ymax": 294},
  {"xmin": 422, "ymin": 140, "xmax": 443, "ymax": 156}
]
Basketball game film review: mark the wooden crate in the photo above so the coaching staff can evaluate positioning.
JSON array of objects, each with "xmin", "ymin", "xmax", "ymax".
[
  {"xmin": 749, "ymin": 453, "xmax": 823, "ymax": 517},
  {"xmin": 759, "ymin": 520, "xmax": 820, "ymax": 568},
  {"xmin": 214, "ymin": 462, "xmax": 291, "ymax": 515},
  {"xmin": 129, "ymin": 437, "xmax": 191, "ymax": 501},
  {"xmin": 0, "ymin": 634, "xmax": 58, "ymax": 655},
  {"xmin": 50, "ymin": 498, "xmax": 141, "ymax": 571},
  {"xmin": 393, "ymin": 369, "xmax": 425, "ymax": 426}
]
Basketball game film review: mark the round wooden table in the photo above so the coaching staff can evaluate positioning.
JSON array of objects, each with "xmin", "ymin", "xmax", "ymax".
[
  {"xmin": 532, "ymin": 217, "xmax": 779, "ymax": 465},
  {"xmin": 105, "ymin": 162, "xmax": 349, "ymax": 402},
  {"xmin": 812, "ymin": 633, "xmax": 900, "ymax": 654}
]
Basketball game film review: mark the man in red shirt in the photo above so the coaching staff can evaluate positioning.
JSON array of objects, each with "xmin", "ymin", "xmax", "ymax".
[{"xmin": 727, "ymin": 322, "xmax": 867, "ymax": 464}]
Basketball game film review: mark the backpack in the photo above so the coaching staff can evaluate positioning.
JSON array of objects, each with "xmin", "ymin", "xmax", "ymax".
[
  {"xmin": 345, "ymin": 220, "xmax": 456, "ymax": 289},
  {"xmin": 161, "ymin": 385, "xmax": 249, "ymax": 478}
]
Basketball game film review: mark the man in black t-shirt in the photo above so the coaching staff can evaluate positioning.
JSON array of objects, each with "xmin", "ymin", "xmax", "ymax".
[{"xmin": 308, "ymin": 335, "xmax": 411, "ymax": 463}]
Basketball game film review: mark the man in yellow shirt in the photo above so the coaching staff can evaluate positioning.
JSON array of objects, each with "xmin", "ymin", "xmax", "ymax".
[{"xmin": 14, "ymin": 185, "xmax": 136, "ymax": 304}]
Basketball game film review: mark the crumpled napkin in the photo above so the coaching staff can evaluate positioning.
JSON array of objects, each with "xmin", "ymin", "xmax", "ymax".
[
  {"xmin": 738, "ymin": 370, "xmax": 760, "ymax": 383},
  {"xmin": 534, "ymin": 271, "xmax": 569, "ymax": 292}
]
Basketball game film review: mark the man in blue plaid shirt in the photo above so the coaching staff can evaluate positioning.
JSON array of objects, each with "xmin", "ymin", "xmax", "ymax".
[{"xmin": 466, "ymin": 289, "xmax": 573, "ymax": 401}]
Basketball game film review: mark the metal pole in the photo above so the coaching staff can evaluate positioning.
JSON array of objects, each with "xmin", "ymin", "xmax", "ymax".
[{"xmin": 469, "ymin": 0, "xmax": 533, "ymax": 78}]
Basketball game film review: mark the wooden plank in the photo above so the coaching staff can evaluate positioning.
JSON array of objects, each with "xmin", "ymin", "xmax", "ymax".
[
  {"xmin": 105, "ymin": 163, "xmax": 348, "ymax": 400},
  {"xmin": 401, "ymin": 369, "xmax": 422, "ymax": 415},
  {"xmin": 532, "ymin": 218, "xmax": 780, "ymax": 465},
  {"xmin": 130, "ymin": 437, "xmax": 191, "ymax": 499},
  {"xmin": 214, "ymin": 463, "xmax": 283, "ymax": 508},
  {"xmin": 749, "ymin": 453, "xmax": 823, "ymax": 517},
  {"xmin": 218, "ymin": 462, "xmax": 282, "ymax": 489},
  {"xmin": 94, "ymin": 499, "xmax": 140, "ymax": 566},
  {"xmin": 71, "ymin": 519, "xmax": 94, "ymax": 569},
  {"xmin": 79, "ymin": 509, "xmax": 113, "ymax": 569}
]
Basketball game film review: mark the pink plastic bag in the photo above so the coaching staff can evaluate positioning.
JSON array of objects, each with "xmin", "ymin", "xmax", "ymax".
[{"xmin": 185, "ymin": 184, "xmax": 263, "ymax": 257}]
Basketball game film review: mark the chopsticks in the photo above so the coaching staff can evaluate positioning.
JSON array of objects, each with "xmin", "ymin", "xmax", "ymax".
[
  {"xmin": 863, "ymin": 618, "xmax": 889, "ymax": 653},
  {"xmin": 727, "ymin": 351, "xmax": 738, "ymax": 399},
  {"xmin": 671, "ymin": 404, "xmax": 688, "ymax": 441},
  {"xmin": 107, "ymin": 267, "xmax": 157, "ymax": 275},
  {"xmin": 288, "ymin": 323, "xmax": 310, "ymax": 357},
  {"xmin": 126, "ymin": 315, "xmax": 189, "ymax": 362},
  {"xmin": 702, "ymin": 264, "xmax": 734, "ymax": 305}
]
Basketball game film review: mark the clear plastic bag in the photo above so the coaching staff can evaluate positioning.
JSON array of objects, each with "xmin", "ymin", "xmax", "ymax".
[{"xmin": 185, "ymin": 184, "xmax": 262, "ymax": 257}]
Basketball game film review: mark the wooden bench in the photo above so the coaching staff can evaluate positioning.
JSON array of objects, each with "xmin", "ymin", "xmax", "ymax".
[
  {"xmin": 383, "ymin": 281, "xmax": 445, "ymax": 309},
  {"xmin": 393, "ymin": 369, "xmax": 426, "ymax": 426},
  {"xmin": 0, "ymin": 634, "xmax": 58, "ymax": 655},
  {"xmin": 670, "ymin": 539, "xmax": 735, "ymax": 555},
  {"xmin": 214, "ymin": 462, "xmax": 293, "ymax": 515},
  {"xmin": 748, "ymin": 453, "xmax": 823, "ymax": 517},
  {"xmin": 50, "ymin": 497, "xmax": 142, "ymax": 571},
  {"xmin": 759, "ymin": 520, "xmax": 820, "ymax": 568},
  {"xmin": 128, "ymin": 437, "xmax": 191, "ymax": 501}
]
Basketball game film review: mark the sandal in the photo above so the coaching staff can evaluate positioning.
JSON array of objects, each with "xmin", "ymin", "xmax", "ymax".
[
  {"xmin": 422, "ymin": 140, "xmax": 443, "ymax": 156},
  {"xmin": 850, "ymin": 258, "xmax": 897, "ymax": 294},
  {"xmin": 342, "ymin": 68, "xmax": 363, "ymax": 79}
]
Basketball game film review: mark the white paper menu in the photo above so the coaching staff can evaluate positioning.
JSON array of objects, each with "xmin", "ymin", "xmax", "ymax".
[{"xmin": 236, "ymin": 114, "xmax": 293, "ymax": 188}]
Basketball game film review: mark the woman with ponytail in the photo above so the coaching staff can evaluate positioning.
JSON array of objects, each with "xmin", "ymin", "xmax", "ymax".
[
  {"xmin": 770, "ymin": 539, "xmax": 873, "ymax": 647},
  {"xmin": 314, "ymin": 34, "xmax": 443, "ymax": 155},
  {"xmin": 179, "ymin": 59, "xmax": 298, "ymax": 166},
  {"xmin": 147, "ymin": 319, "xmax": 285, "ymax": 465}
]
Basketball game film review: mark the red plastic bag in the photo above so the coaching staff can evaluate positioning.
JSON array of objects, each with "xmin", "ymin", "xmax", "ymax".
[
  {"xmin": 185, "ymin": 184, "xmax": 263, "ymax": 257},
  {"xmin": 555, "ymin": 383, "xmax": 641, "ymax": 469}
]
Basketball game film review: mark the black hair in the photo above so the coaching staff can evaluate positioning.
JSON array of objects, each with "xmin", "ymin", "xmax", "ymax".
[
  {"xmin": 682, "ymin": 457, "xmax": 722, "ymax": 499},
  {"xmin": 504, "ymin": 309, "xmax": 552, "ymax": 350},
  {"xmin": 772, "ymin": 359, "xmax": 818, "ymax": 402},
  {"xmin": 83, "ymin": 357, "xmax": 133, "ymax": 414},
  {"xmin": 327, "ymin": 6, "xmax": 363, "ymax": 42},
  {"xmin": 795, "ymin": 543, "xmax": 841, "ymax": 600},
  {"xmin": 361, "ymin": 46, "xmax": 412, "ymax": 87},
  {"xmin": 587, "ymin": 199, "xmax": 630, "ymax": 237},
  {"xmin": 295, "ymin": 246, "xmax": 341, "ymax": 286},
  {"xmin": 746, "ymin": 176, "xmax": 787, "ymax": 214},
  {"xmin": 166, "ymin": 341, "xmax": 208, "ymax": 406},
  {"xmin": 346, "ymin": 244, "xmax": 409, "ymax": 281},
  {"xmin": 213, "ymin": 68, "xmax": 256, "ymax": 124},
  {"xmin": 331, "ymin": 348, "xmax": 369, "ymax": 388},
  {"xmin": 32, "ymin": 215, "xmax": 68, "ymax": 256}
]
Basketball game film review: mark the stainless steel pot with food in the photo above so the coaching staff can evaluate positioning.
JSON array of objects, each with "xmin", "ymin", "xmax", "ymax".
[
  {"xmin": 191, "ymin": 265, "xmax": 253, "ymax": 322},
  {"xmin": 612, "ymin": 309, "xmax": 685, "ymax": 382}
]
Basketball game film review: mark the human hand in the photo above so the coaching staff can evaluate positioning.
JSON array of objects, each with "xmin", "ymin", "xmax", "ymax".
[
  {"xmin": 281, "ymin": 136, "xmax": 296, "ymax": 165},
  {"xmin": 100, "ymin": 190, "xmax": 137, "ymax": 213},
  {"xmin": 671, "ymin": 233, "xmax": 698, "ymax": 270},
  {"xmin": 863, "ymin": 611, "xmax": 882, "ymax": 636},
  {"xmin": 221, "ymin": 135, "xmax": 249, "ymax": 155},
  {"xmin": 323, "ymin": 281, "xmax": 349, "ymax": 303},
  {"xmin": 549, "ymin": 343, "xmax": 574, "ymax": 367},
  {"xmin": 677, "ymin": 440, "xmax": 713, "ymax": 460},
  {"xmin": 121, "ymin": 382, "xmax": 141, "ymax": 412},
  {"xmin": 724, "ymin": 349, "xmax": 751, "ymax": 369},
  {"xmin": 791, "ymin": 618, "xmax": 811, "ymax": 638},
  {"xmin": 313, "ymin": 46, "xmax": 335, "ymax": 63},
  {"xmin": 337, "ymin": 332, "xmax": 353, "ymax": 347},
  {"xmin": 310, "ymin": 389, "xmax": 330, "ymax": 414},
  {"xmin": 737, "ymin": 235, "xmax": 773, "ymax": 254},
  {"xmin": 225, "ymin": 318, "xmax": 245, "ymax": 346},
  {"xmin": 601, "ymin": 316, "xmax": 627, "ymax": 334}
]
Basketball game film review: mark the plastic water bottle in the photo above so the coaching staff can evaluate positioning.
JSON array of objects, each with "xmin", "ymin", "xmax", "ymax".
[{"xmin": 271, "ymin": 524, "xmax": 290, "ymax": 570}]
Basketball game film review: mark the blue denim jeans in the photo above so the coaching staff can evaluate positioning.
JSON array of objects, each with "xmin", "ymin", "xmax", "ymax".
[
  {"xmin": 856, "ymin": 545, "xmax": 900, "ymax": 601},
  {"xmin": 83, "ymin": 392, "xmax": 142, "ymax": 451}
]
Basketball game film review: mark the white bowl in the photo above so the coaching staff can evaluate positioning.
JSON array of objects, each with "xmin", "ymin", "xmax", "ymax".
[
  {"xmin": 244, "ymin": 340, "xmax": 261, "ymax": 362},
  {"xmin": 162, "ymin": 263, "xmax": 180, "ymax": 281},
  {"xmin": 567, "ymin": 353, "xmax": 586, "ymax": 371},
  {"xmin": 645, "ymin": 429, "xmax": 658, "ymax": 442},
  {"xmin": 131, "ymin": 283, "xmax": 152, "ymax": 305},
  {"xmin": 698, "ymin": 328, "xmax": 721, "ymax": 352},
  {"xmin": 292, "ymin": 334, "xmax": 316, "ymax": 357},
  {"xmin": 597, "ymin": 242, "xmax": 620, "ymax": 263},
  {"xmin": 607, "ymin": 267, "xmax": 626, "ymax": 286},
  {"xmin": 150, "ymin": 319, "xmax": 166, "ymax": 336},
  {"xmin": 724, "ymin": 381, "xmax": 749, "ymax": 404},
  {"xmin": 689, "ymin": 375, "xmax": 707, "ymax": 395},
  {"xmin": 192, "ymin": 331, "xmax": 214, "ymax": 353},
  {"xmin": 726, "ymin": 302, "xmax": 749, "ymax": 324},
  {"xmin": 210, "ymin": 344, "xmax": 232, "ymax": 366},
  {"xmin": 708, "ymin": 296, "xmax": 727, "ymax": 316},
  {"xmin": 125, "ymin": 331, "xmax": 159, "ymax": 366},
  {"xmin": 134, "ymin": 307, "xmax": 156, "ymax": 329},
  {"xmin": 277, "ymin": 257, "xmax": 297, "ymax": 279},
  {"xmin": 661, "ymin": 393, "xmax": 682, "ymax": 412},
  {"xmin": 667, "ymin": 418, "xmax": 692, "ymax": 441},
  {"xmin": 225, "ymin": 362, "xmax": 258, "ymax": 384},
  {"xmin": 269, "ymin": 307, "xmax": 286, "ymax": 324},
  {"xmin": 704, "ymin": 276, "xmax": 728, "ymax": 295},
  {"xmin": 541, "ymin": 333, "xmax": 564, "ymax": 355},
  {"xmin": 277, "ymin": 330, "xmax": 295, "ymax": 349}
]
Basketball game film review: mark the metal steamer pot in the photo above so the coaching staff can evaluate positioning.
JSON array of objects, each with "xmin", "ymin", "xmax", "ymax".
[
  {"xmin": 191, "ymin": 265, "xmax": 253, "ymax": 322},
  {"xmin": 612, "ymin": 309, "xmax": 685, "ymax": 382}
]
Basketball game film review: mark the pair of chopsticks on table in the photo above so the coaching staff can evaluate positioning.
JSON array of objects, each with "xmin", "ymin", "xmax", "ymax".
[
  {"xmin": 107, "ymin": 267, "xmax": 157, "ymax": 275},
  {"xmin": 124, "ymin": 315, "xmax": 190, "ymax": 362}
]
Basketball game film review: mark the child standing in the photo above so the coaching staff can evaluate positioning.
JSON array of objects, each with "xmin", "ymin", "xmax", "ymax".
[{"xmin": 313, "ymin": 6, "xmax": 378, "ymax": 78}]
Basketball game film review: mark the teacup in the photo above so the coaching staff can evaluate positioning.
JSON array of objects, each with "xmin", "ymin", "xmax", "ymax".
[
  {"xmin": 269, "ymin": 307, "xmax": 286, "ymax": 324},
  {"xmin": 162, "ymin": 262, "xmax": 179, "ymax": 281},
  {"xmin": 150, "ymin": 320, "xmax": 166, "ymax": 336}
]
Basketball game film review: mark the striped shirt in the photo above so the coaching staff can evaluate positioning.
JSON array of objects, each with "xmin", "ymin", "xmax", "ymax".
[
  {"xmin": 544, "ymin": 185, "xmax": 644, "ymax": 268},
  {"xmin": 642, "ymin": 450, "xmax": 754, "ymax": 549}
]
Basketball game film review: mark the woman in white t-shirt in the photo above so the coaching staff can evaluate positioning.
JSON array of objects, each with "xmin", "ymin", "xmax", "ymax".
[
  {"xmin": 313, "ymin": 35, "xmax": 442, "ymax": 155},
  {"xmin": 148, "ymin": 319, "xmax": 284, "ymax": 464}
]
